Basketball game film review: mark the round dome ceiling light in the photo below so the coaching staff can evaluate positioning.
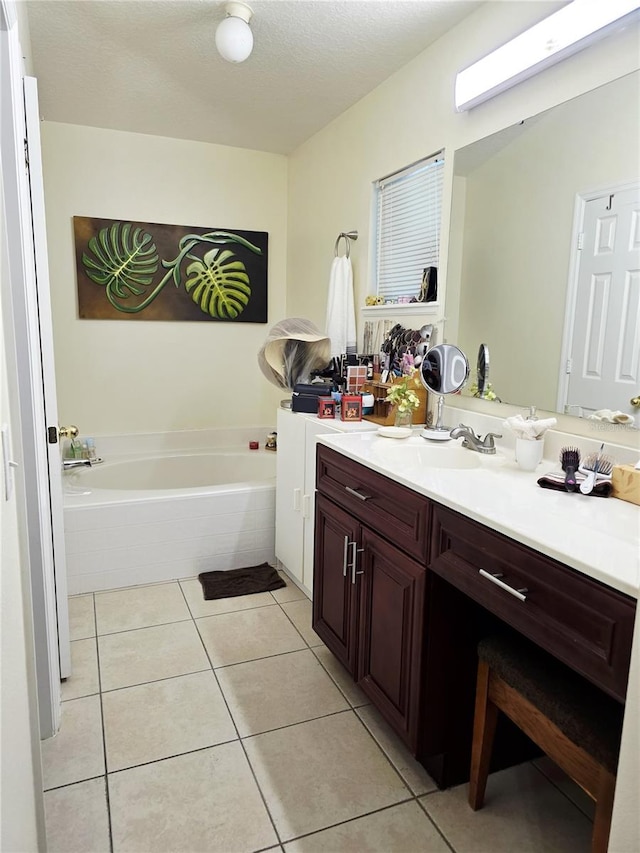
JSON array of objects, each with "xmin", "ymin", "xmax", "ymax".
[{"xmin": 215, "ymin": 1, "xmax": 254, "ymax": 64}]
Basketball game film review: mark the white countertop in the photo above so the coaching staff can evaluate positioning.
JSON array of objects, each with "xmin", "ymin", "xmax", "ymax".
[{"xmin": 317, "ymin": 431, "xmax": 640, "ymax": 598}]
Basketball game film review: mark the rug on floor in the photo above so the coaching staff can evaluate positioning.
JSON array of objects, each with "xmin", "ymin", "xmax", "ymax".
[{"xmin": 198, "ymin": 563, "xmax": 286, "ymax": 600}]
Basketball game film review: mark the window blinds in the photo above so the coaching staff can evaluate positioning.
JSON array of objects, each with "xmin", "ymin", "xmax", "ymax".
[{"xmin": 375, "ymin": 153, "xmax": 444, "ymax": 302}]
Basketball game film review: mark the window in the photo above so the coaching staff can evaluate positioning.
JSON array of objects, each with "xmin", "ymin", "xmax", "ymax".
[{"xmin": 374, "ymin": 152, "xmax": 444, "ymax": 303}]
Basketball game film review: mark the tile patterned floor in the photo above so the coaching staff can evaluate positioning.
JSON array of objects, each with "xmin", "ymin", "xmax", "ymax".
[{"xmin": 45, "ymin": 574, "xmax": 594, "ymax": 852}]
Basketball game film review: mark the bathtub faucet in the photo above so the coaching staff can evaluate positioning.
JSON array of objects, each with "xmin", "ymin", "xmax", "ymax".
[{"xmin": 62, "ymin": 458, "xmax": 92, "ymax": 471}]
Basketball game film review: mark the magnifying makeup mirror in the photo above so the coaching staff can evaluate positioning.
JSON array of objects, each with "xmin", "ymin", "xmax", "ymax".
[{"xmin": 420, "ymin": 344, "xmax": 469, "ymax": 440}]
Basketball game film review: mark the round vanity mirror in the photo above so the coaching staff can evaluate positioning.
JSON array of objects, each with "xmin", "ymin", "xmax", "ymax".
[
  {"xmin": 477, "ymin": 343, "xmax": 489, "ymax": 398},
  {"xmin": 420, "ymin": 344, "xmax": 469, "ymax": 440}
]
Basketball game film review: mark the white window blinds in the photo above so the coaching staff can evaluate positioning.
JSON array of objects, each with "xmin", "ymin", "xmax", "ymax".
[{"xmin": 374, "ymin": 152, "xmax": 444, "ymax": 302}]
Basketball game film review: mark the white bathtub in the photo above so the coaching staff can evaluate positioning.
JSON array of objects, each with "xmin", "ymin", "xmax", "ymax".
[{"xmin": 63, "ymin": 429, "xmax": 277, "ymax": 594}]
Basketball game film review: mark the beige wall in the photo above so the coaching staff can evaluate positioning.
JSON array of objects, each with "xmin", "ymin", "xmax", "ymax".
[
  {"xmin": 287, "ymin": 1, "xmax": 640, "ymax": 344},
  {"xmin": 456, "ymin": 72, "xmax": 640, "ymax": 411},
  {"xmin": 41, "ymin": 123, "xmax": 287, "ymax": 435}
]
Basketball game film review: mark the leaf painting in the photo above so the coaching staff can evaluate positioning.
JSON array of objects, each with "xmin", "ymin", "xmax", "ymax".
[{"xmin": 74, "ymin": 217, "xmax": 268, "ymax": 323}]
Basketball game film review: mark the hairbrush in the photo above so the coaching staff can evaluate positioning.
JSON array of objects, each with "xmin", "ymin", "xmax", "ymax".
[
  {"xmin": 560, "ymin": 446, "xmax": 580, "ymax": 492},
  {"xmin": 578, "ymin": 443, "xmax": 614, "ymax": 495}
]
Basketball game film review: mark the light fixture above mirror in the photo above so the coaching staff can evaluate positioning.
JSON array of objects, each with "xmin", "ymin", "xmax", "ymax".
[{"xmin": 455, "ymin": 0, "xmax": 640, "ymax": 111}]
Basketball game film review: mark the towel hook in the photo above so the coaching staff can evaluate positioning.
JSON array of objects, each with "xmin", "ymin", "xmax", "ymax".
[{"xmin": 334, "ymin": 230, "xmax": 358, "ymax": 259}]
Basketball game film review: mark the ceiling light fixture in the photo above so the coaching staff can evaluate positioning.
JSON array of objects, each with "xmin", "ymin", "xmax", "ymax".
[
  {"xmin": 455, "ymin": 0, "xmax": 640, "ymax": 111},
  {"xmin": 215, "ymin": 1, "xmax": 254, "ymax": 64}
]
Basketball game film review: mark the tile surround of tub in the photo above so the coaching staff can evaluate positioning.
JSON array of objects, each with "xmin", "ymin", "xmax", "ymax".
[{"xmin": 46, "ymin": 578, "xmax": 595, "ymax": 853}]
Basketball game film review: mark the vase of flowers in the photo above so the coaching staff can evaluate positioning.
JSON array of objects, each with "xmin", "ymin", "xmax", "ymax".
[{"xmin": 386, "ymin": 372, "xmax": 421, "ymax": 428}]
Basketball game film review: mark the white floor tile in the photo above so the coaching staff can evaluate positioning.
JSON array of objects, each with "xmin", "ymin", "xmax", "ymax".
[
  {"xmin": 61, "ymin": 638, "xmax": 99, "ymax": 701},
  {"xmin": 109, "ymin": 741, "xmax": 278, "ymax": 852},
  {"xmin": 284, "ymin": 800, "xmax": 449, "ymax": 852},
  {"xmin": 280, "ymin": 598, "xmax": 323, "ymax": 647},
  {"xmin": 44, "ymin": 777, "xmax": 110, "ymax": 853},
  {"xmin": 197, "ymin": 605, "xmax": 305, "ymax": 667},
  {"xmin": 356, "ymin": 704, "xmax": 437, "ymax": 796},
  {"xmin": 41, "ymin": 695, "xmax": 105, "ymax": 790},
  {"xmin": 421, "ymin": 762, "xmax": 593, "ymax": 853},
  {"xmin": 98, "ymin": 621, "xmax": 210, "ymax": 691},
  {"xmin": 103, "ymin": 671, "xmax": 236, "ymax": 771},
  {"xmin": 217, "ymin": 649, "xmax": 348, "ymax": 736},
  {"xmin": 95, "ymin": 581, "xmax": 190, "ymax": 634},
  {"xmin": 244, "ymin": 711, "xmax": 410, "ymax": 841},
  {"xmin": 68, "ymin": 594, "xmax": 95, "ymax": 640}
]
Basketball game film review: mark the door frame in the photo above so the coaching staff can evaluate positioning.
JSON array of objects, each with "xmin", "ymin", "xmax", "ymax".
[
  {"xmin": 1, "ymin": 0, "xmax": 62, "ymax": 738},
  {"xmin": 557, "ymin": 179, "xmax": 640, "ymax": 415}
]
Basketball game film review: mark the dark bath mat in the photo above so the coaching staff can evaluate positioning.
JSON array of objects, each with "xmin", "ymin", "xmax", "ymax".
[{"xmin": 198, "ymin": 563, "xmax": 286, "ymax": 601}]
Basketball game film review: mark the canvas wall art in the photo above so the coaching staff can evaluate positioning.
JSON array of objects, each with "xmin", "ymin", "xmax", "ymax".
[{"xmin": 74, "ymin": 216, "xmax": 268, "ymax": 322}]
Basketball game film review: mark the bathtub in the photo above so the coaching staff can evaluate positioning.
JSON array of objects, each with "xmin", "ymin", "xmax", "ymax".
[{"xmin": 63, "ymin": 428, "xmax": 277, "ymax": 594}]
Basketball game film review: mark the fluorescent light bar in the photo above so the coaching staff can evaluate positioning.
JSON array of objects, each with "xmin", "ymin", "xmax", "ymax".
[{"xmin": 455, "ymin": 0, "xmax": 640, "ymax": 112}]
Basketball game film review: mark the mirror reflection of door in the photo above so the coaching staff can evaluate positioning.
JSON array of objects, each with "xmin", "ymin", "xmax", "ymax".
[{"xmin": 561, "ymin": 183, "xmax": 640, "ymax": 424}]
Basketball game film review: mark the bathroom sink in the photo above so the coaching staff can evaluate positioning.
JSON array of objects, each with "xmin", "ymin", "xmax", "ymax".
[{"xmin": 373, "ymin": 442, "xmax": 482, "ymax": 470}]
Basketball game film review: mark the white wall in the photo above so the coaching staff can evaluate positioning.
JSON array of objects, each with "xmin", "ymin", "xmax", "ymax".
[{"xmin": 41, "ymin": 123, "xmax": 288, "ymax": 435}]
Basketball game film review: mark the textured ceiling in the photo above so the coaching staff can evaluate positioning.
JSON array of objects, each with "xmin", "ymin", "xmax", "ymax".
[{"xmin": 25, "ymin": 0, "xmax": 481, "ymax": 154}]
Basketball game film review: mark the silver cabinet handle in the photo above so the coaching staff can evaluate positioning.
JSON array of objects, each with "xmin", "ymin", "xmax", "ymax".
[
  {"xmin": 350, "ymin": 542, "xmax": 365, "ymax": 584},
  {"xmin": 345, "ymin": 486, "xmax": 372, "ymax": 501},
  {"xmin": 479, "ymin": 569, "xmax": 528, "ymax": 602},
  {"xmin": 343, "ymin": 535, "xmax": 350, "ymax": 577}
]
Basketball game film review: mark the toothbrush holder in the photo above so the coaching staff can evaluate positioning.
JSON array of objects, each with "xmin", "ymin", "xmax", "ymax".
[{"xmin": 515, "ymin": 437, "xmax": 545, "ymax": 471}]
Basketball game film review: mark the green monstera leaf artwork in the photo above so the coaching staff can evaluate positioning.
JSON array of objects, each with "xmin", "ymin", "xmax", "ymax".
[
  {"xmin": 185, "ymin": 248, "xmax": 251, "ymax": 319},
  {"xmin": 82, "ymin": 223, "xmax": 159, "ymax": 306},
  {"xmin": 78, "ymin": 219, "xmax": 265, "ymax": 321}
]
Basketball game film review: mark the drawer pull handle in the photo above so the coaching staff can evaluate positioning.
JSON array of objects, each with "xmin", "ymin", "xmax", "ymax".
[
  {"xmin": 350, "ymin": 542, "xmax": 365, "ymax": 584},
  {"xmin": 343, "ymin": 536, "xmax": 350, "ymax": 578},
  {"xmin": 345, "ymin": 486, "xmax": 372, "ymax": 501},
  {"xmin": 479, "ymin": 569, "xmax": 528, "ymax": 602}
]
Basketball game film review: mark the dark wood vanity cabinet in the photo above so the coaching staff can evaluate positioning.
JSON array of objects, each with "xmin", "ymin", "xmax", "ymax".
[
  {"xmin": 313, "ymin": 446, "xmax": 430, "ymax": 749},
  {"xmin": 312, "ymin": 444, "xmax": 636, "ymax": 787}
]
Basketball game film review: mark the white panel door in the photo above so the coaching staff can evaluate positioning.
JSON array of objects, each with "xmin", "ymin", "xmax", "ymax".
[
  {"xmin": 1, "ymin": 19, "xmax": 64, "ymax": 736},
  {"xmin": 566, "ymin": 186, "xmax": 640, "ymax": 420},
  {"xmin": 24, "ymin": 77, "xmax": 70, "ymax": 679}
]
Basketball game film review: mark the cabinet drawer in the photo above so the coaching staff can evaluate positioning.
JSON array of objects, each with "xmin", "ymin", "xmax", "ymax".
[
  {"xmin": 430, "ymin": 505, "xmax": 636, "ymax": 702},
  {"xmin": 317, "ymin": 445, "xmax": 430, "ymax": 562}
]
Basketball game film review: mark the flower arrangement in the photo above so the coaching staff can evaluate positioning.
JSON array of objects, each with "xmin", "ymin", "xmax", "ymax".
[
  {"xmin": 469, "ymin": 381, "xmax": 498, "ymax": 401},
  {"xmin": 386, "ymin": 371, "xmax": 421, "ymax": 414}
]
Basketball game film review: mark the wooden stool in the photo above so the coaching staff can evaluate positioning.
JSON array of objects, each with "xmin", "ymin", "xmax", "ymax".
[{"xmin": 469, "ymin": 635, "xmax": 624, "ymax": 853}]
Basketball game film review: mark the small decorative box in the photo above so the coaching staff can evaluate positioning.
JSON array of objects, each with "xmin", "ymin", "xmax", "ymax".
[
  {"xmin": 317, "ymin": 398, "xmax": 336, "ymax": 419},
  {"xmin": 340, "ymin": 395, "xmax": 362, "ymax": 422}
]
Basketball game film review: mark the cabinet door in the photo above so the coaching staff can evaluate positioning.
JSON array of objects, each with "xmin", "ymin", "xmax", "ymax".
[
  {"xmin": 313, "ymin": 495, "xmax": 360, "ymax": 674},
  {"xmin": 357, "ymin": 527, "xmax": 426, "ymax": 750},
  {"xmin": 275, "ymin": 409, "xmax": 306, "ymax": 583}
]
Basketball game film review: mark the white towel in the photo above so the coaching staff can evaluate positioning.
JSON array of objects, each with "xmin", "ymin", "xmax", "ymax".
[
  {"xmin": 326, "ymin": 255, "xmax": 357, "ymax": 357},
  {"xmin": 503, "ymin": 415, "xmax": 557, "ymax": 439}
]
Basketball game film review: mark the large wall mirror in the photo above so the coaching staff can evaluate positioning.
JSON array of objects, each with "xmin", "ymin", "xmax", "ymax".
[{"xmin": 445, "ymin": 71, "xmax": 640, "ymax": 426}]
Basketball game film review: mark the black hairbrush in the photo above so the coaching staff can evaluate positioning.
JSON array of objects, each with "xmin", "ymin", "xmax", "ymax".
[{"xmin": 560, "ymin": 446, "xmax": 580, "ymax": 492}]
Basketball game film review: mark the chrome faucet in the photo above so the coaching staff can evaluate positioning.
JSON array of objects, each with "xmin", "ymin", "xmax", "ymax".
[
  {"xmin": 62, "ymin": 458, "xmax": 92, "ymax": 470},
  {"xmin": 449, "ymin": 424, "xmax": 502, "ymax": 454}
]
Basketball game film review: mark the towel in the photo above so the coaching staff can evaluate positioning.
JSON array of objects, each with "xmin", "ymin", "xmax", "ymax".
[
  {"xmin": 537, "ymin": 471, "xmax": 612, "ymax": 497},
  {"xmin": 326, "ymin": 255, "xmax": 357, "ymax": 358},
  {"xmin": 198, "ymin": 563, "xmax": 285, "ymax": 601},
  {"xmin": 504, "ymin": 415, "xmax": 557, "ymax": 440}
]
